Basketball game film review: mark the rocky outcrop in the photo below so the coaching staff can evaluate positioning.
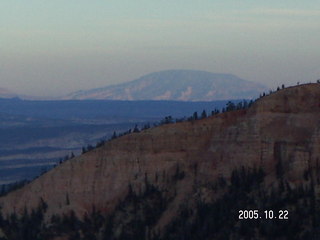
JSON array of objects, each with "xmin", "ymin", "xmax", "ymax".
[{"xmin": 1, "ymin": 83, "xmax": 320, "ymax": 229}]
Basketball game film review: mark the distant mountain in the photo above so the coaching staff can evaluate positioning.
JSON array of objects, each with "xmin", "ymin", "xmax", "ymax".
[
  {"xmin": 0, "ymin": 87, "xmax": 18, "ymax": 99},
  {"xmin": 65, "ymin": 70, "xmax": 268, "ymax": 101}
]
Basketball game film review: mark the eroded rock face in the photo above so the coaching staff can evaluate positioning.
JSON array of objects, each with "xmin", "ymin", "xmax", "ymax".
[{"xmin": 1, "ymin": 83, "xmax": 320, "ymax": 226}]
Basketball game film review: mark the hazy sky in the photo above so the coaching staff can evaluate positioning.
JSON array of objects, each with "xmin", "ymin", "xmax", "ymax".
[{"xmin": 1, "ymin": 1, "xmax": 319, "ymax": 97}]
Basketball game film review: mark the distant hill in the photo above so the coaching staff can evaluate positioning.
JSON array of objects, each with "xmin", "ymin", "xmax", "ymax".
[
  {"xmin": 0, "ymin": 87, "xmax": 17, "ymax": 99},
  {"xmin": 65, "ymin": 70, "xmax": 268, "ymax": 101}
]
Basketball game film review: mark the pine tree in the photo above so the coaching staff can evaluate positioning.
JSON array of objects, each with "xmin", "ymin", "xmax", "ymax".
[
  {"xmin": 133, "ymin": 124, "xmax": 140, "ymax": 133},
  {"xmin": 111, "ymin": 131, "xmax": 117, "ymax": 140},
  {"xmin": 193, "ymin": 112, "xmax": 198, "ymax": 120},
  {"xmin": 201, "ymin": 110, "xmax": 207, "ymax": 119}
]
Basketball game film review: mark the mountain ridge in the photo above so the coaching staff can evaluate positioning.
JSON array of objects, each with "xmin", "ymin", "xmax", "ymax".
[
  {"xmin": 1, "ymin": 83, "xmax": 319, "ymax": 212},
  {"xmin": 1, "ymin": 83, "xmax": 320, "ymax": 239}
]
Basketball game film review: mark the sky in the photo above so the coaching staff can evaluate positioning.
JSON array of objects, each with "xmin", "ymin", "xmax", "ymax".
[{"xmin": 0, "ymin": 1, "xmax": 320, "ymax": 97}]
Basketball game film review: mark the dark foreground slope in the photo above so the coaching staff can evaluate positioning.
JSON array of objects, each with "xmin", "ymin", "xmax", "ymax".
[{"xmin": 1, "ymin": 84, "xmax": 320, "ymax": 239}]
